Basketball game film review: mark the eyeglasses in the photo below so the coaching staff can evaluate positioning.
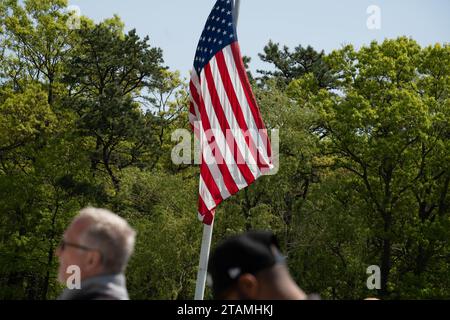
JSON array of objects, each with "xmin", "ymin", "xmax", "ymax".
[{"xmin": 58, "ymin": 239, "xmax": 95, "ymax": 252}]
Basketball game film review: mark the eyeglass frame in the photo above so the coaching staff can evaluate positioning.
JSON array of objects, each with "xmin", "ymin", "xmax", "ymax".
[
  {"xmin": 58, "ymin": 239, "xmax": 97, "ymax": 253},
  {"xmin": 58, "ymin": 239, "xmax": 104, "ymax": 263}
]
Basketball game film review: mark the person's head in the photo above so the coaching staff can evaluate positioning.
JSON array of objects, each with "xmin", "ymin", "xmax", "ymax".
[
  {"xmin": 208, "ymin": 231, "xmax": 307, "ymax": 300},
  {"xmin": 56, "ymin": 207, "xmax": 136, "ymax": 284}
]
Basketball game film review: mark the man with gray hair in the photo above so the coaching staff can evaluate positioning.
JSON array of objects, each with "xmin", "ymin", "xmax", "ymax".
[{"xmin": 56, "ymin": 207, "xmax": 136, "ymax": 300}]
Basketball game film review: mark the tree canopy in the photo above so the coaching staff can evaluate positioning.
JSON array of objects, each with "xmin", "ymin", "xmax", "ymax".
[{"xmin": 0, "ymin": 0, "xmax": 449, "ymax": 300}]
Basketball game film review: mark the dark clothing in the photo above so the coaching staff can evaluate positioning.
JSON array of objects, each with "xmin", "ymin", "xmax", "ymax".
[{"xmin": 57, "ymin": 274, "xmax": 129, "ymax": 300}]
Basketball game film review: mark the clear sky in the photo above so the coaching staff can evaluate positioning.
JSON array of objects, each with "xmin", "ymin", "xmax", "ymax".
[{"xmin": 67, "ymin": 0, "xmax": 450, "ymax": 78}]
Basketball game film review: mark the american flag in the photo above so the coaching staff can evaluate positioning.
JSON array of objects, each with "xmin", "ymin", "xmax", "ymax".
[{"xmin": 189, "ymin": 0, "xmax": 273, "ymax": 225}]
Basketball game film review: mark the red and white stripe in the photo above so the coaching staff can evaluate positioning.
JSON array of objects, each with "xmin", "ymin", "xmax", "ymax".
[{"xmin": 190, "ymin": 42, "xmax": 273, "ymax": 225}]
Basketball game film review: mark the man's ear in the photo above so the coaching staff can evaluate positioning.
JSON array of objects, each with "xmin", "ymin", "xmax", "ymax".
[
  {"xmin": 86, "ymin": 250, "xmax": 102, "ymax": 270},
  {"xmin": 237, "ymin": 274, "xmax": 259, "ymax": 299}
]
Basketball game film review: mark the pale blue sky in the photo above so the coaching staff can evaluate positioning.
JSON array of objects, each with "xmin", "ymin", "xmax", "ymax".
[{"xmin": 67, "ymin": 0, "xmax": 450, "ymax": 78}]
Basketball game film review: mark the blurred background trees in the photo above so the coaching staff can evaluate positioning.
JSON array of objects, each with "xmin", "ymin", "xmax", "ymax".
[{"xmin": 0, "ymin": 0, "xmax": 448, "ymax": 300}]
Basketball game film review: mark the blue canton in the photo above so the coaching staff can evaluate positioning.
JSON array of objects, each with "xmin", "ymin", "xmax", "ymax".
[{"xmin": 194, "ymin": 0, "xmax": 237, "ymax": 75}]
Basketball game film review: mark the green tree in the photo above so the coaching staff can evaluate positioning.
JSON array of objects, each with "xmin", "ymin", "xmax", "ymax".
[
  {"xmin": 64, "ymin": 19, "xmax": 165, "ymax": 193},
  {"xmin": 305, "ymin": 38, "xmax": 450, "ymax": 298},
  {"xmin": 258, "ymin": 40, "xmax": 335, "ymax": 89}
]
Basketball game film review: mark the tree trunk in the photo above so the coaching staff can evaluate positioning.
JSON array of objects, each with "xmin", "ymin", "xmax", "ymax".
[
  {"xmin": 380, "ymin": 212, "xmax": 392, "ymax": 297},
  {"xmin": 103, "ymin": 147, "xmax": 120, "ymax": 193},
  {"xmin": 42, "ymin": 198, "xmax": 60, "ymax": 300}
]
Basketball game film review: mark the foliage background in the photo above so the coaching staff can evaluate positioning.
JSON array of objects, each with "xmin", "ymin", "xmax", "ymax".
[{"xmin": 0, "ymin": 0, "xmax": 449, "ymax": 299}]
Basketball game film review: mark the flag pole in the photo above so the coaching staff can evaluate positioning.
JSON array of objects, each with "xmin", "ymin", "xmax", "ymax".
[
  {"xmin": 234, "ymin": 0, "xmax": 241, "ymax": 27},
  {"xmin": 194, "ymin": 221, "xmax": 214, "ymax": 300},
  {"xmin": 193, "ymin": 0, "xmax": 241, "ymax": 301}
]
